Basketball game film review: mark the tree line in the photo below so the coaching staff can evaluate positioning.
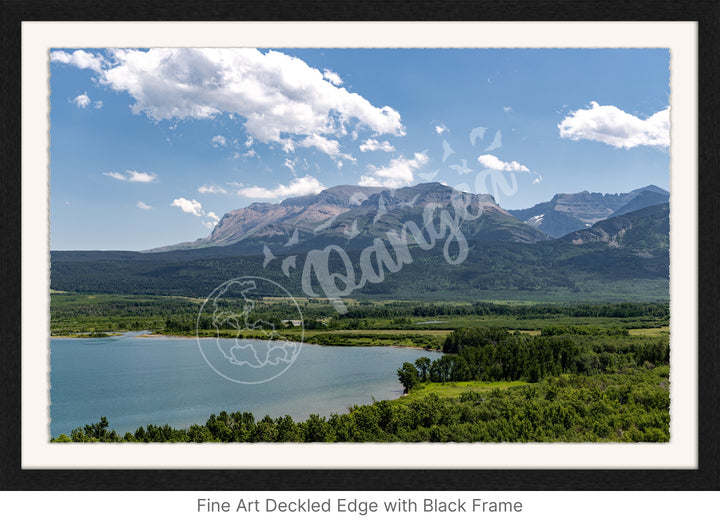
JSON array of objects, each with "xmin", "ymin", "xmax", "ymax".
[
  {"xmin": 397, "ymin": 327, "xmax": 669, "ymax": 391},
  {"xmin": 54, "ymin": 364, "xmax": 669, "ymax": 443}
]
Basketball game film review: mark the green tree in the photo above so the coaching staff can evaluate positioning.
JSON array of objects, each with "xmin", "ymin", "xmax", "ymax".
[
  {"xmin": 397, "ymin": 362, "xmax": 420, "ymax": 392},
  {"xmin": 414, "ymin": 357, "xmax": 431, "ymax": 382},
  {"xmin": 302, "ymin": 414, "xmax": 335, "ymax": 442}
]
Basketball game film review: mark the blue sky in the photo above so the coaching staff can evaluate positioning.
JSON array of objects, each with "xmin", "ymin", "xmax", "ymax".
[{"xmin": 50, "ymin": 48, "xmax": 670, "ymax": 250}]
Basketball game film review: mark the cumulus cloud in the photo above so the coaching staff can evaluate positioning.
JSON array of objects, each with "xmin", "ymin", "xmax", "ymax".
[
  {"xmin": 171, "ymin": 199, "xmax": 221, "ymax": 227},
  {"xmin": 359, "ymin": 138, "xmax": 395, "ymax": 152},
  {"xmin": 236, "ymin": 175, "xmax": 326, "ymax": 200},
  {"xmin": 323, "ymin": 69, "xmax": 343, "ymax": 86},
  {"xmin": 73, "ymin": 93, "xmax": 91, "ymax": 108},
  {"xmin": 65, "ymin": 48, "xmax": 403, "ymax": 152},
  {"xmin": 503, "ymin": 106, "xmax": 512, "ymax": 112},
  {"xmin": 203, "ymin": 212, "xmax": 221, "ymax": 229},
  {"xmin": 434, "ymin": 123, "xmax": 449, "ymax": 135},
  {"xmin": 298, "ymin": 134, "xmax": 345, "ymax": 157},
  {"xmin": 103, "ymin": 170, "xmax": 157, "ymax": 182},
  {"xmin": 137, "ymin": 201, "xmax": 152, "ymax": 210},
  {"xmin": 558, "ymin": 101, "xmax": 670, "ymax": 149},
  {"xmin": 198, "ymin": 185, "xmax": 227, "ymax": 194},
  {"xmin": 94, "ymin": 100, "xmax": 103, "ymax": 109},
  {"xmin": 211, "ymin": 135, "xmax": 227, "ymax": 147},
  {"xmin": 171, "ymin": 197, "xmax": 204, "ymax": 216},
  {"xmin": 50, "ymin": 49, "xmax": 105, "ymax": 72},
  {"xmin": 126, "ymin": 170, "xmax": 157, "ymax": 183},
  {"xmin": 477, "ymin": 154, "xmax": 529, "ymax": 173},
  {"xmin": 359, "ymin": 152, "xmax": 429, "ymax": 188}
]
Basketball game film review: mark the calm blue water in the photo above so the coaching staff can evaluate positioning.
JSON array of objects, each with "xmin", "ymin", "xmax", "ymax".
[{"xmin": 49, "ymin": 333, "xmax": 436, "ymax": 437}]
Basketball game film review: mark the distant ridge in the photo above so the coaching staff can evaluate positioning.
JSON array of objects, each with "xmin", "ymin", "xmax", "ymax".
[
  {"xmin": 51, "ymin": 202, "xmax": 671, "ymax": 302},
  {"xmin": 562, "ymin": 202, "xmax": 669, "ymax": 250},
  {"xmin": 146, "ymin": 182, "xmax": 551, "ymax": 255},
  {"xmin": 508, "ymin": 185, "xmax": 668, "ymax": 238},
  {"xmin": 146, "ymin": 184, "xmax": 387, "ymax": 252}
]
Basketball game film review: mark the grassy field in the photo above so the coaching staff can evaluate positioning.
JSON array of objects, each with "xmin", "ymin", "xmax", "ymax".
[
  {"xmin": 191, "ymin": 327, "xmax": 448, "ymax": 349},
  {"xmin": 628, "ymin": 326, "xmax": 670, "ymax": 336},
  {"xmin": 50, "ymin": 292, "xmax": 669, "ymax": 351},
  {"xmin": 394, "ymin": 380, "xmax": 529, "ymax": 403}
]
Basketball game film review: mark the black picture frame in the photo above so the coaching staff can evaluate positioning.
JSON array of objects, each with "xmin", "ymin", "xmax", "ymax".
[{"xmin": 1, "ymin": 0, "xmax": 718, "ymax": 491}]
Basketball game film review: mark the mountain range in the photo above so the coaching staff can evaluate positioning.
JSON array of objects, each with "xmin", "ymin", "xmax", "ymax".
[
  {"xmin": 507, "ymin": 185, "xmax": 669, "ymax": 238},
  {"xmin": 51, "ymin": 182, "xmax": 670, "ymax": 303},
  {"xmin": 149, "ymin": 182, "xmax": 553, "ymax": 254},
  {"xmin": 147, "ymin": 182, "xmax": 669, "ymax": 255}
]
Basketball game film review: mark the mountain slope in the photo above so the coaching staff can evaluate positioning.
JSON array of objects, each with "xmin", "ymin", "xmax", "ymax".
[
  {"xmin": 608, "ymin": 189, "xmax": 670, "ymax": 218},
  {"xmin": 147, "ymin": 185, "xmax": 387, "ymax": 252},
  {"xmin": 508, "ymin": 185, "xmax": 669, "ymax": 238},
  {"xmin": 286, "ymin": 182, "xmax": 551, "ymax": 252},
  {"xmin": 562, "ymin": 203, "xmax": 669, "ymax": 251},
  {"xmin": 150, "ymin": 182, "xmax": 551, "ymax": 255},
  {"xmin": 50, "ymin": 201, "xmax": 670, "ymax": 303}
]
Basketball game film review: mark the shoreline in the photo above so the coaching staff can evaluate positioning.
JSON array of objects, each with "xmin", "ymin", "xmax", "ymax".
[{"xmin": 50, "ymin": 330, "xmax": 441, "ymax": 351}]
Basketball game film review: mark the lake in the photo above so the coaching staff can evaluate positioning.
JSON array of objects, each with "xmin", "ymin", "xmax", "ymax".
[{"xmin": 49, "ymin": 333, "xmax": 436, "ymax": 437}]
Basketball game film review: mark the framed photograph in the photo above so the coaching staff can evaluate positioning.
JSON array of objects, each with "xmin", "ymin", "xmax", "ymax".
[{"xmin": 1, "ymin": 1, "xmax": 718, "ymax": 491}]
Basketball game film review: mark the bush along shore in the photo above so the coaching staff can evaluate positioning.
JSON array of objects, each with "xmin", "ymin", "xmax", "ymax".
[{"xmin": 53, "ymin": 327, "xmax": 669, "ymax": 443}]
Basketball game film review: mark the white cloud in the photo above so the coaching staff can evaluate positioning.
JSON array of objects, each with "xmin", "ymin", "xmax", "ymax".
[
  {"xmin": 434, "ymin": 124, "xmax": 449, "ymax": 135},
  {"xmin": 285, "ymin": 134, "xmax": 357, "ymax": 162},
  {"xmin": 532, "ymin": 174, "xmax": 543, "ymax": 184},
  {"xmin": 279, "ymin": 138, "xmax": 295, "ymax": 153},
  {"xmin": 94, "ymin": 100, "xmax": 103, "ymax": 109},
  {"xmin": 477, "ymin": 154, "xmax": 530, "ymax": 173},
  {"xmin": 198, "ymin": 185, "xmax": 227, "ymax": 194},
  {"xmin": 73, "ymin": 93, "xmax": 91, "ymax": 109},
  {"xmin": 503, "ymin": 106, "xmax": 512, "ymax": 112},
  {"xmin": 171, "ymin": 200, "xmax": 221, "ymax": 227},
  {"xmin": 50, "ymin": 50, "xmax": 105, "ymax": 72},
  {"xmin": 171, "ymin": 197, "xmax": 204, "ymax": 216},
  {"xmin": 236, "ymin": 175, "xmax": 326, "ymax": 200},
  {"xmin": 359, "ymin": 152, "xmax": 429, "ymax": 188},
  {"xmin": 104, "ymin": 171, "xmax": 127, "ymax": 181},
  {"xmin": 558, "ymin": 101, "xmax": 670, "ymax": 149},
  {"xmin": 323, "ymin": 69, "xmax": 343, "ymax": 86},
  {"xmin": 299, "ymin": 134, "xmax": 340, "ymax": 156},
  {"xmin": 104, "ymin": 170, "xmax": 156, "ymax": 182},
  {"xmin": 78, "ymin": 48, "xmax": 403, "ymax": 150},
  {"xmin": 359, "ymin": 138, "xmax": 395, "ymax": 152},
  {"xmin": 137, "ymin": 201, "xmax": 152, "ymax": 210},
  {"xmin": 127, "ymin": 170, "xmax": 157, "ymax": 183},
  {"xmin": 211, "ymin": 135, "xmax": 227, "ymax": 147},
  {"xmin": 284, "ymin": 158, "xmax": 297, "ymax": 177}
]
